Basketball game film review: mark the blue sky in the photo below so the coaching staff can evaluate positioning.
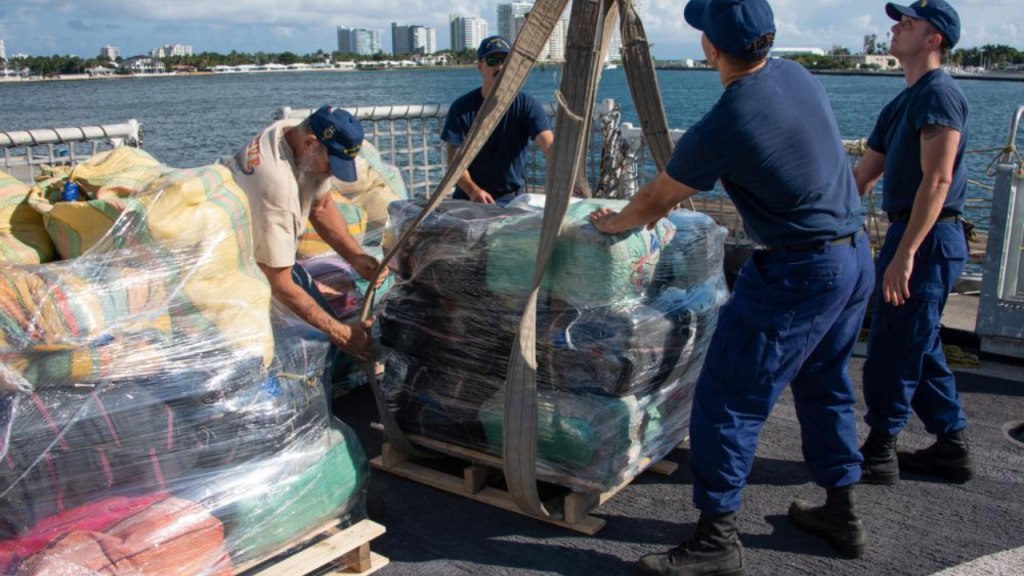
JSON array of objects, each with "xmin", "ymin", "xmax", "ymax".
[{"xmin": 0, "ymin": 0, "xmax": 1020, "ymax": 60}]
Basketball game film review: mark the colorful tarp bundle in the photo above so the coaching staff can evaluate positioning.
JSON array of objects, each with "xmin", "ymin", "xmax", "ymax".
[
  {"xmin": 379, "ymin": 197, "xmax": 728, "ymax": 490},
  {"xmin": 0, "ymin": 173, "xmax": 54, "ymax": 265},
  {"xmin": 0, "ymin": 148, "xmax": 369, "ymax": 575}
]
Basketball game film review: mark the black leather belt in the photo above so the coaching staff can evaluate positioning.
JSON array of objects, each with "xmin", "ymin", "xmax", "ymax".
[
  {"xmin": 768, "ymin": 232, "xmax": 856, "ymax": 252},
  {"xmin": 888, "ymin": 208, "xmax": 961, "ymax": 223}
]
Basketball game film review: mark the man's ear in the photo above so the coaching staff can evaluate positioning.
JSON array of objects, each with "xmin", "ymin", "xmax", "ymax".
[{"xmin": 304, "ymin": 133, "xmax": 320, "ymax": 152}]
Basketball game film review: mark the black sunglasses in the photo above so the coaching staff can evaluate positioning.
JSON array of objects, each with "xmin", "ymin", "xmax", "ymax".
[{"xmin": 483, "ymin": 56, "xmax": 507, "ymax": 67}]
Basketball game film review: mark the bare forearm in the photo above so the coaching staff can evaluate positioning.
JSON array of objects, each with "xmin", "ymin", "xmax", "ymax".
[
  {"xmin": 310, "ymin": 201, "xmax": 363, "ymax": 261},
  {"xmin": 896, "ymin": 126, "xmax": 959, "ymax": 258},
  {"xmin": 854, "ymin": 149, "xmax": 886, "ymax": 197},
  {"xmin": 272, "ymin": 280, "xmax": 346, "ymax": 342},
  {"xmin": 856, "ymin": 174, "xmax": 882, "ymax": 198},
  {"xmin": 457, "ymin": 170, "xmax": 486, "ymax": 197},
  {"xmin": 602, "ymin": 184, "xmax": 680, "ymax": 234},
  {"xmin": 895, "ymin": 179, "xmax": 949, "ymax": 257}
]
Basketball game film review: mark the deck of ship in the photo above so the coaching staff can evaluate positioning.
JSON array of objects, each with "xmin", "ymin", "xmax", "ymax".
[{"xmin": 334, "ymin": 296, "xmax": 1024, "ymax": 576}]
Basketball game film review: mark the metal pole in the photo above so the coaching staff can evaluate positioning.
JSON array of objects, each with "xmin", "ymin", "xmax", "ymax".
[{"xmin": 1004, "ymin": 105, "xmax": 1024, "ymax": 164}]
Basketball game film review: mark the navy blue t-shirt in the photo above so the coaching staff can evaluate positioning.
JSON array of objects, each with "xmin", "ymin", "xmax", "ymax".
[
  {"xmin": 442, "ymin": 88, "xmax": 551, "ymax": 197},
  {"xmin": 666, "ymin": 59, "xmax": 864, "ymax": 248},
  {"xmin": 866, "ymin": 69, "xmax": 968, "ymax": 214}
]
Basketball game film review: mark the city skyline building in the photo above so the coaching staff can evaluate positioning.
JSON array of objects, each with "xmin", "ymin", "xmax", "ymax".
[
  {"xmin": 450, "ymin": 14, "xmax": 489, "ymax": 52},
  {"xmin": 607, "ymin": 0, "xmax": 645, "ymax": 61},
  {"xmin": 497, "ymin": 2, "xmax": 534, "ymax": 43},
  {"xmin": 514, "ymin": 7, "xmax": 568, "ymax": 61},
  {"xmin": 99, "ymin": 45, "xmax": 120, "ymax": 60},
  {"xmin": 392, "ymin": 23, "xmax": 436, "ymax": 55},
  {"xmin": 337, "ymin": 26, "xmax": 382, "ymax": 56},
  {"xmin": 0, "ymin": 39, "xmax": 6, "ymax": 61},
  {"xmin": 151, "ymin": 44, "xmax": 193, "ymax": 59}
]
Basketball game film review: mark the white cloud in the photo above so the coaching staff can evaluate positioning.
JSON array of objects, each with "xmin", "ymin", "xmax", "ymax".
[{"xmin": 0, "ymin": 0, "xmax": 1020, "ymax": 58}]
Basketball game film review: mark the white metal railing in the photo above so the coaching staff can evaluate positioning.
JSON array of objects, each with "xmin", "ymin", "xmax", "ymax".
[
  {"xmin": 276, "ymin": 100, "xmax": 957, "ymax": 249},
  {"xmin": 275, "ymin": 101, "xmax": 618, "ymax": 199},
  {"xmin": 0, "ymin": 120, "xmax": 143, "ymax": 182}
]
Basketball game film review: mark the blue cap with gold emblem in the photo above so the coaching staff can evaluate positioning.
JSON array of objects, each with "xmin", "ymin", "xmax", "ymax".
[
  {"xmin": 477, "ymin": 36, "xmax": 511, "ymax": 61},
  {"xmin": 886, "ymin": 0, "xmax": 960, "ymax": 48},
  {"xmin": 684, "ymin": 0, "xmax": 776, "ymax": 60},
  {"xmin": 309, "ymin": 105, "xmax": 364, "ymax": 182}
]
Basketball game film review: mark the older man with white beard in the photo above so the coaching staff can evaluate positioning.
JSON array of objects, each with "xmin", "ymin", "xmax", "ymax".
[{"xmin": 226, "ymin": 105, "xmax": 385, "ymax": 361}]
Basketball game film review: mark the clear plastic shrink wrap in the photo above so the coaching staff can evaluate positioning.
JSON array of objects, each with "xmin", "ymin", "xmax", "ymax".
[
  {"xmin": 294, "ymin": 141, "xmax": 405, "ymax": 390},
  {"xmin": 0, "ymin": 148, "xmax": 368, "ymax": 576},
  {"xmin": 379, "ymin": 197, "xmax": 728, "ymax": 490}
]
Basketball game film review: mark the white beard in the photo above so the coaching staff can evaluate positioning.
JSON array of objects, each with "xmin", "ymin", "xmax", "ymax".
[{"xmin": 296, "ymin": 153, "xmax": 332, "ymax": 199}]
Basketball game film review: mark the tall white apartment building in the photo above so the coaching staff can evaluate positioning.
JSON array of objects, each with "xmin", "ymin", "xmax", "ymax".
[
  {"xmin": 0, "ymin": 39, "xmax": 6, "ymax": 61},
  {"xmin": 337, "ymin": 27, "xmax": 382, "ymax": 56},
  {"xmin": 99, "ymin": 45, "xmax": 120, "ymax": 60},
  {"xmin": 450, "ymin": 15, "xmax": 489, "ymax": 52},
  {"xmin": 514, "ymin": 7, "xmax": 568, "ymax": 61},
  {"xmin": 151, "ymin": 44, "xmax": 193, "ymax": 59},
  {"xmin": 497, "ymin": 2, "xmax": 533, "ymax": 42},
  {"xmin": 608, "ymin": 0, "xmax": 645, "ymax": 61},
  {"xmin": 393, "ymin": 23, "xmax": 435, "ymax": 55}
]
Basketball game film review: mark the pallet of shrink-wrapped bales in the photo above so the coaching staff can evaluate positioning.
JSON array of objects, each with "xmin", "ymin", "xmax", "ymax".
[{"xmin": 0, "ymin": 146, "xmax": 386, "ymax": 575}]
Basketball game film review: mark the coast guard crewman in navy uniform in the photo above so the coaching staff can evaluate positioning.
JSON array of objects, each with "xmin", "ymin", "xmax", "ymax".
[
  {"xmin": 855, "ymin": 1, "xmax": 973, "ymax": 486},
  {"xmin": 442, "ymin": 36, "xmax": 554, "ymax": 205},
  {"xmin": 591, "ymin": 0, "xmax": 873, "ymax": 572}
]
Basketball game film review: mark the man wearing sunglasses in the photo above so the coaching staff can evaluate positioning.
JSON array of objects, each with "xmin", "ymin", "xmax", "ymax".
[{"xmin": 442, "ymin": 35, "xmax": 554, "ymax": 205}]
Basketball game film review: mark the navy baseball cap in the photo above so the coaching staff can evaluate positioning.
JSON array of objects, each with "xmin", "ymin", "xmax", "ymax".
[
  {"xmin": 308, "ymin": 105, "xmax": 364, "ymax": 182},
  {"xmin": 477, "ymin": 36, "xmax": 511, "ymax": 61},
  {"xmin": 684, "ymin": 0, "xmax": 776, "ymax": 60},
  {"xmin": 886, "ymin": 0, "xmax": 960, "ymax": 48}
]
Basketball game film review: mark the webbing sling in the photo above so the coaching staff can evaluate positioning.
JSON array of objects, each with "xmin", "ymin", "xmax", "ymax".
[
  {"xmin": 503, "ymin": 0, "xmax": 620, "ymax": 520},
  {"xmin": 358, "ymin": 0, "xmax": 572, "ymax": 460},
  {"xmin": 618, "ymin": 0, "xmax": 697, "ymax": 211}
]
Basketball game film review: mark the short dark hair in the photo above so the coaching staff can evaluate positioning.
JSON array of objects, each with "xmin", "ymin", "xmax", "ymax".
[
  {"xmin": 743, "ymin": 33, "xmax": 775, "ymax": 56},
  {"xmin": 926, "ymin": 22, "xmax": 952, "ymax": 58}
]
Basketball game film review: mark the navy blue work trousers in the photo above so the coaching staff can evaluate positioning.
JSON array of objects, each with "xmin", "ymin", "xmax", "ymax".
[
  {"xmin": 691, "ymin": 233, "xmax": 874, "ymax": 514},
  {"xmin": 862, "ymin": 221, "xmax": 969, "ymax": 436}
]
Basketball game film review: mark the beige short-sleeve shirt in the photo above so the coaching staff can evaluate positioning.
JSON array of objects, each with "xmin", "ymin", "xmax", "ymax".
[{"xmin": 226, "ymin": 120, "xmax": 319, "ymax": 268}]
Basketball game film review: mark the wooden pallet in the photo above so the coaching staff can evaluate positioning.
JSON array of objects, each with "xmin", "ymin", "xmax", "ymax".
[
  {"xmin": 370, "ymin": 430, "xmax": 682, "ymax": 535},
  {"xmin": 233, "ymin": 519, "xmax": 389, "ymax": 576}
]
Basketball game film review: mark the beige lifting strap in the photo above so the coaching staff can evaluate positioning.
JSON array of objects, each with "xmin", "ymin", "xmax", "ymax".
[
  {"xmin": 618, "ymin": 0, "xmax": 696, "ymax": 211},
  {"xmin": 358, "ymin": 0, "xmax": 573, "ymax": 460},
  {"xmin": 360, "ymin": 0, "xmax": 680, "ymax": 520},
  {"xmin": 503, "ymin": 0, "xmax": 620, "ymax": 520}
]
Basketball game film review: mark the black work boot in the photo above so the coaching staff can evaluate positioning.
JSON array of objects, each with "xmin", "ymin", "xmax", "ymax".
[
  {"xmin": 898, "ymin": 429, "xmax": 974, "ymax": 484},
  {"xmin": 636, "ymin": 512, "xmax": 745, "ymax": 576},
  {"xmin": 788, "ymin": 485, "xmax": 867, "ymax": 559},
  {"xmin": 859, "ymin": 430, "xmax": 899, "ymax": 485}
]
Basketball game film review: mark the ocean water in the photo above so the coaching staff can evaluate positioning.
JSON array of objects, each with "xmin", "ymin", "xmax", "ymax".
[{"xmin": 0, "ymin": 67, "xmax": 1021, "ymax": 191}]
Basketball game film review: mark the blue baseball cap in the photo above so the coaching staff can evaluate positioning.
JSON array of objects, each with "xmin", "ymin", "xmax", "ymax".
[
  {"xmin": 477, "ymin": 36, "xmax": 511, "ymax": 61},
  {"xmin": 308, "ymin": 105, "xmax": 364, "ymax": 182},
  {"xmin": 886, "ymin": 0, "xmax": 960, "ymax": 48},
  {"xmin": 684, "ymin": 0, "xmax": 776, "ymax": 60}
]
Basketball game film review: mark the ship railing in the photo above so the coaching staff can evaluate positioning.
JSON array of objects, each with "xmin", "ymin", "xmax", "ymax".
[
  {"xmin": 977, "ymin": 104, "xmax": 1024, "ymax": 359},
  {"xmin": 275, "ymin": 101, "xmax": 617, "ymax": 199},
  {"xmin": 278, "ymin": 100, "xmax": 1004, "ymax": 256},
  {"xmin": 0, "ymin": 120, "xmax": 144, "ymax": 182}
]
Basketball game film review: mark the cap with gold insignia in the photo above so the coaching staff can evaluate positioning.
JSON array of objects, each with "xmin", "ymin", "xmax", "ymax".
[
  {"xmin": 886, "ymin": 0, "xmax": 961, "ymax": 48},
  {"xmin": 309, "ymin": 105, "xmax": 364, "ymax": 182}
]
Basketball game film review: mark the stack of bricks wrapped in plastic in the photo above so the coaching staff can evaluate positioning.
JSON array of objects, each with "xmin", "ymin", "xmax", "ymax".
[
  {"xmin": 0, "ymin": 148, "xmax": 368, "ymax": 575},
  {"xmin": 379, "ymin": 196, "xmax": 729, "ymax": 491}
]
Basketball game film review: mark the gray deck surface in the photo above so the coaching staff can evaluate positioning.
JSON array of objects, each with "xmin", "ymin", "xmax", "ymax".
[{"xmin": 334, "ymin": 343, "xmax": 1024, "ymax": 576}]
